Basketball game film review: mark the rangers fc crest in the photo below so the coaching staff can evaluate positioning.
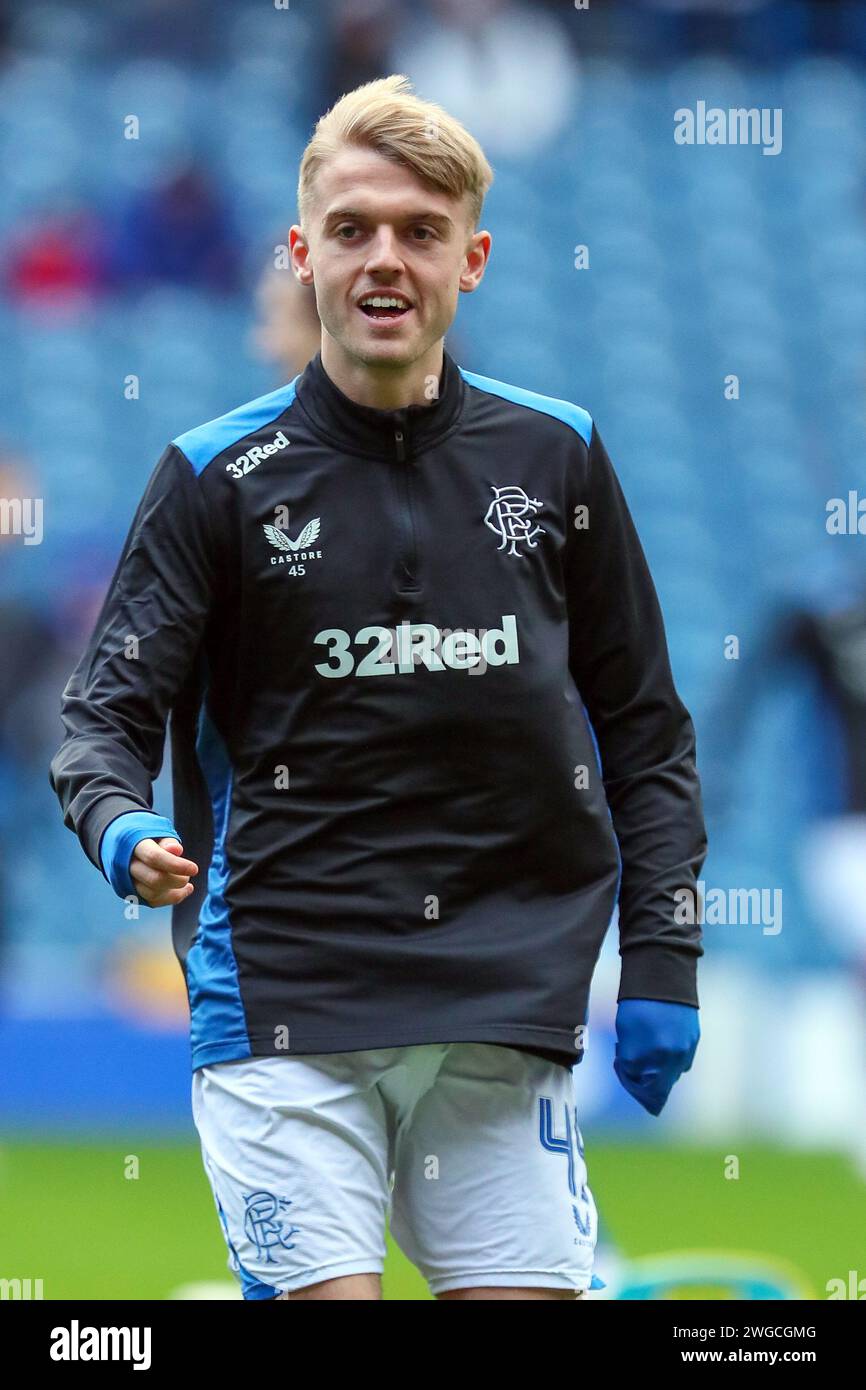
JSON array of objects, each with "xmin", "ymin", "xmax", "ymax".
[{"xmin": 484, "ymin": 485, "xmax": 545, "ymax": 557}]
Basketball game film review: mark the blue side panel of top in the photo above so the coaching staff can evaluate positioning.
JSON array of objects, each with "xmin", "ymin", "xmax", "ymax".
[
  {"xmin": 186, "ymin": 690, "xmax": 251, "ymax": 1069},
  {"xmin": 172, "ymin": 376, "xmax": 300, "ymax": 476},
  {"xmin": 458, "ymin": 367, "xmax": 593, "ymax": 447}
]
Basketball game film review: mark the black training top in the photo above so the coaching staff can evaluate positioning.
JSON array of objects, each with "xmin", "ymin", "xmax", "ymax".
[{"xmin": 49, "ymin": 348, "xmax": 707, "ymax": 1072}]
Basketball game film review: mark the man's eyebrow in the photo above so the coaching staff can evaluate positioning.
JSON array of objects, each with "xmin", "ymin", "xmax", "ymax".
[{"xmin": 322, "ymin": 208, "xmax": 454, "ymax": 230}]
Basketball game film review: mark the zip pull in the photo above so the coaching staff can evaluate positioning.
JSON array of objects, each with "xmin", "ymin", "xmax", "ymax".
[{"xmin": 394, "ymin": 427, "xmax": 406, "ymax": 462}]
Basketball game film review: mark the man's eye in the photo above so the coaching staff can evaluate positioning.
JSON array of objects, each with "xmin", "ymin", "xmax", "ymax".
[
  {"xmin": 336, "ymin": 225, "xmax": 359, "ymax": 238},
  {"xmin": 412, "ymin": 227, "xmax": 435, "ymax": 240}
]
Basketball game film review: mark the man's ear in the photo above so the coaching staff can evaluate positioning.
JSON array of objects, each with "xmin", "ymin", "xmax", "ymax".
[
  {"xmin": 289, "ymin": 225, "xmax": 314, "ymax": 286},
  {"xmin": 459, "ymin": 229, "xmax": 492, "ymax": 294}
]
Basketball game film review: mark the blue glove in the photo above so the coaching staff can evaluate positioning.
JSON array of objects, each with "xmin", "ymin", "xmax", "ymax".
[{"xmin": 614, "ymin": 999, "xmax": 700, "ymax": 1116}]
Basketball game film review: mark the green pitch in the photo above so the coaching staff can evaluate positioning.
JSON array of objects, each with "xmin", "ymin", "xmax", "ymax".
[{"xmin": 0, "ymin": 1140, "xmax": 861, "ymax": 1300}]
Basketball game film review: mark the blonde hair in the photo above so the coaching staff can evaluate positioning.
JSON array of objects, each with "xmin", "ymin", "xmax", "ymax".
[{"xmin": 297, "ymin": 74, "xmax": 494, "ymax": 235}]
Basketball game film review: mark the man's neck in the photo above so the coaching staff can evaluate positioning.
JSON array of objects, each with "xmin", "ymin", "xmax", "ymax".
[{"xmin": 320, "ymin": 337, "xmax": 444, "ymax": 410}]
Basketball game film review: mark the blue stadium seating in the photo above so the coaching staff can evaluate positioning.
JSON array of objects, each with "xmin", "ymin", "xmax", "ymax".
[{"xmin": 3, "ymin": 24, "xmax": 864, "ymax": 971}]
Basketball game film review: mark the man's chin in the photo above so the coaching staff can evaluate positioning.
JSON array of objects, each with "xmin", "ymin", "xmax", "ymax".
[{"xmin": 346, "ymin": 334, "xmax": 422, "ymax": 369}]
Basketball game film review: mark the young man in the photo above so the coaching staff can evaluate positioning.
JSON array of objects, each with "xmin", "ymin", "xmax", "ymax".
[{"xmin": 49, "ymin": 75, "xmax": 707, "ymax": 1301}]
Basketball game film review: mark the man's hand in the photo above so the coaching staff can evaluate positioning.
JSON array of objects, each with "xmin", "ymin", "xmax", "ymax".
[
  {"xmin": 129, "ymin": 836, "xmax": 199, "ymax": 908},
  {"xmin": 613, "ymin": 999, "xmax": 700, "ymax": 1116}
]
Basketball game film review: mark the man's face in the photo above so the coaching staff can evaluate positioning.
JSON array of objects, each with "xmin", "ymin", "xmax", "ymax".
[{"xmin": 290, "ymin": 146, "xmax": 489, "ymax": 370}]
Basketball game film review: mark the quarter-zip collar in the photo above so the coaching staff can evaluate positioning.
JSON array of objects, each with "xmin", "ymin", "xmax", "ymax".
[{"xmin": 294, "ymin": 346, "xmax": 466, "ymax": 461}]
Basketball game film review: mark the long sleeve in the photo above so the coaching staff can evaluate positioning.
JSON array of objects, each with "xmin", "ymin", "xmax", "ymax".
[
  {"xmin": 48, "ymin": 443, "xmax": 215, "ymax": 883},
  {"xmin": 565, "ymin": 421, "xmax": 708, "ymax": 1004}
]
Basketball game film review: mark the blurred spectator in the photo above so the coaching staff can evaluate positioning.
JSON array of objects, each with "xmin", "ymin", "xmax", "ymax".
[
  {"xmin": 0, "ymin": 445, "xmax": 63, "ymax": 962},
  {"xmin": 4, "ymin": 204, "xmax": 108, "ymax": 312},
  {"xmin": 324, "ymin": 0, "xmax": 402, "ymax": 109},
  {"xmin": 250, "ymin": 260, "xmax": 321, "ymax": 382},
  {"xmin": 795, "ymin": 589, "xmax": 866, "ymax": 967},
  {"xmin": 117, "ymin": 0, "xmax": 220, "ymax": 66},
  {"xmin": 111, "ymin": 164, "xmax": 240, "ymax": 293},
  {"xmin": 625, "ymin": 0, "xmax": 815, "ymax": 60},
  {"xmin": 0, "ymin": 447, "xmax": 83, "ymax": 772},
  {"xmin": 0, "ymin": 0, "xmax": 9, "ymax": 61},
  {"xmin": 394, "ymin": 0, "xmax": 577, "ymax": 159},
  {"xmin": 792, "ymin": 594, "xmax": 866, "ymax": 816}
]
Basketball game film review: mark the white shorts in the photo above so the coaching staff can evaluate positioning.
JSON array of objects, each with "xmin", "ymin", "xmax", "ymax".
[{"xmin": 191, "ymin": 1042, "xmax": 599, "ymax": 1299}]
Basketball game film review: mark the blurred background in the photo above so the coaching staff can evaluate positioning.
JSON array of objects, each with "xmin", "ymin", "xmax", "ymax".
[{"xmin": 1, "ymin": 0, "xmax": 865, "ymax": 1299}]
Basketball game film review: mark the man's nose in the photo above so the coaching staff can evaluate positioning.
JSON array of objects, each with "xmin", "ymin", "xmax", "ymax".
[{"xmin": 365, "ymin": 228, "xmax": 404, "ymax": 273}]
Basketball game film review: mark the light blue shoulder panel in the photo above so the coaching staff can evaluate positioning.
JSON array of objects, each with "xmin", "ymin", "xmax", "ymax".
[
  {"xmin": 173, "ymin": 376, "xmax": 300, "ymax": 476},
  {"xmin": 458, "ymin": 367, "xmax": 593, "ymax": 447}
]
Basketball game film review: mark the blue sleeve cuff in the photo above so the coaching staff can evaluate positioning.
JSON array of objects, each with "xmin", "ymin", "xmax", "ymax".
[{"xmin": 99, "ymin": 812, "xmax": 181, "ymax": 899}]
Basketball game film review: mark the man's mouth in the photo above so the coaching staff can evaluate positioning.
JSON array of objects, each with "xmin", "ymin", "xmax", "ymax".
[{"xmin": 357, "ymin": 294, "xmax": 413, "ymax": 321}]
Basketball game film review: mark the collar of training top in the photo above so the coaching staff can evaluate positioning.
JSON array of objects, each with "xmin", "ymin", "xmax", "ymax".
[{"xmin": 294, "ymin": 347, "xmax": 466, "ymax": 460}]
